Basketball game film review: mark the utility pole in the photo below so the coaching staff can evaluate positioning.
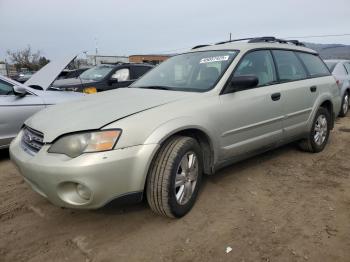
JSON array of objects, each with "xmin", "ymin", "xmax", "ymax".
[
  {"xmin": 5, "ymin": 59, "xmax": 9, "ymax": 77},
  {"xmin": 229, "ymin": 33, "xmax": 232, "ymax": 41},
  {"xmin": 94, "ymin": 37, "xmax": 98, "ymax": 65}
]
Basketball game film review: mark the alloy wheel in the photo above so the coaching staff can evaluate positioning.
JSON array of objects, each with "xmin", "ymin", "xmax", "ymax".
[
  {"xmin": 175, "ymin": 151, "xmax": 199, "ymax": 205},
  {"xmin": 314, "ymin": 114, "xmax": 328, "ymax": 146}
]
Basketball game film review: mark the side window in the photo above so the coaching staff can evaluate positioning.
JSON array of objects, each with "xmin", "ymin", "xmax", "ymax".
[
  {"xmin": 111, "ymin": 68, "xmax": 130, "ymax": 82},
  {"xmin": 297, "ymin": 52, "xmax": 330, "ymax": 77},
  {"xmin": 0, "ymin": 79, "xmax": 14, "ymax": 96},
  {"xmin": 132, "ymin": 66, "xmax": 152, "ymax": 79},
  {"xmin": 234, "ymin": 50, "xmax": 276, "ymax": 86},
  {"xmin": 272, "ymin": 50, "xmax": 307, "ymax": 82},
  {"xmin": 344, "ymin": 63, "xmax": 350, "ymax": 75}
]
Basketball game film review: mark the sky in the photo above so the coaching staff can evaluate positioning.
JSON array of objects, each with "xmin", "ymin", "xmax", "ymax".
[{"xmin": 1, "ymin": 0, "xmax": 350, "ymax": 61}]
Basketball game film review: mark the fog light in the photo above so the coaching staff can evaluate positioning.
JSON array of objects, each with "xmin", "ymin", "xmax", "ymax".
[{"xmin": 76, "ymin": 184, "xmax": 92, "ymax": 200}]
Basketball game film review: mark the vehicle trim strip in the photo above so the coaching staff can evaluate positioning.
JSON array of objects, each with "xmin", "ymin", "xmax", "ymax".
[{"xmin": 221, "ymin": 115, "xmax": 284, "ymax": 137}]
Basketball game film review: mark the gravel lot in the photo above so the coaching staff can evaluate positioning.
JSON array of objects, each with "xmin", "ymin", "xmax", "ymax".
[{"xmin": 1, "ymin": 116, "xmax": 350, "ymax": 262}]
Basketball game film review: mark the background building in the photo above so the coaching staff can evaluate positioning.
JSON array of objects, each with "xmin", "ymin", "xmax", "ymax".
[
  {"xmin": 129, "ymin": 54, "xmax": 172, "ymax": 65},
  {"xmin": 87, "ymin": 55, "xmax": 128, "ymax": 65}
]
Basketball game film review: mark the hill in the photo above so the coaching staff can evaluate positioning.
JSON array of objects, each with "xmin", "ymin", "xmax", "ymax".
[{"xmin": 304, "ymin": 42, "xmax": 350, "ymax": 59}]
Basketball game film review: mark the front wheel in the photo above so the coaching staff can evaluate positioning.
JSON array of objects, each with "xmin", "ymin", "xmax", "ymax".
[
  {"xmin": 146, "ymin": 136, "xmax": 203, "ymax": 218},
  {"xmin": 339, "ymin": 92, "xmax": 349, "ymax": 117},
  {"xmin": 299, "ymin": 107, "xmax": 331, "ymax": 153}
]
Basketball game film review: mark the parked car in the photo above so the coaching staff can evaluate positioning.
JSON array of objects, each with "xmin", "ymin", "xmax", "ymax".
[
  {"xmin": 13, "ymin": 71, "xmax": 35, "ymax": 83},
  {"xmin": 10, "ymin": 37, "xmax": 341, "ymax": 218},
  {"xmin": 48, "ymin": 63, "xmax": 154, "ymax": 94},
  {"xmin": 324, "ymin": 60, "xmax": 350, "ymax": 116},
  {"xmin": 0, "ymin": 75, "xmax": 83, "ymax": 149},
  {"xmin": 56, "ymin": 68, "xmax": 90, "ymax": 80}
]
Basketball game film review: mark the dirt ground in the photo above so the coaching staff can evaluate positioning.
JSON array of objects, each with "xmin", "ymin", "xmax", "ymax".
[{"xmin": 1, "ymin": 116, "xmax": 350, "ymax": 262}]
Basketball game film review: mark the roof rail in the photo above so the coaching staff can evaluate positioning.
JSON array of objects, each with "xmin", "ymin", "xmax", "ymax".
[
  {"xmin": 215, "ymin": 37, "xmax": 255, "ymax": 45},
  {"xmin": 192, "ymin": 36, "xmax": 305, "ymax": 50},
  {"xmin": 248, "ymin": 37, "xmax": 305, "ymax": 46},
  {"xmin": 192, "ymin": 44, "xmax": 211, "ymax": 49}
]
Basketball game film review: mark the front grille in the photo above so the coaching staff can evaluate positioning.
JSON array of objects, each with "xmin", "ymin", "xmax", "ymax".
[{"xmin": 21, "ymin": 126, "xmax": 44, "ymax": 154}]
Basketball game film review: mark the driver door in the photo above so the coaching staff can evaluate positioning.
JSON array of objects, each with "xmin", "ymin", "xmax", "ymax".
[
  {"xmin": 109, "ymin": 67, "xmax": 133, "ymax": 89},
  {"xmin": 0, "ymin": 79, "xmax": 44, "ymax": 147},
  {"xmin": 217, "ymin": 50, "xmax": 283, "ymax": 160}
]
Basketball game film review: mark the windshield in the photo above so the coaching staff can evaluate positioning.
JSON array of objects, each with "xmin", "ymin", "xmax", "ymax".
[
  {"xmin": 325, "ymin": 61, "xmax": 337, "ymax": 73},
  {"xmin": 132, "ymin": 50, "xmax": 238, "ymax": 92},
  {"xmin": 80, "ymin": 65, "xmax": 114, "ymax": 81}
]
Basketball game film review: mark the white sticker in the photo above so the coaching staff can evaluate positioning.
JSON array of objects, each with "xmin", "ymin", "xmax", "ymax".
[{"xmin": 200, "ymin": 56, "xmax": 229, "ymax": 64}]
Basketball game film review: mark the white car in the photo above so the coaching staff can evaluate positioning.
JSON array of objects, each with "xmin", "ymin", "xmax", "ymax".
[{"xmin": 0, "ymin": 56, "xmax": 84, "ymax": 148}]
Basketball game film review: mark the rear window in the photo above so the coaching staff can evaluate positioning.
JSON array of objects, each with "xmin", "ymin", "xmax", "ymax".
[
  {"xmin": 344, "ymin": 63, "xmax": 350, "ymax": 74},
  {"xmin": 297, "ymin": 52, "xmax": 330, "ymax": 77}
]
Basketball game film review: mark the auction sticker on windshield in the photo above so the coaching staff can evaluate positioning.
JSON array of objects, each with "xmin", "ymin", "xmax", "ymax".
[{"xmin": 200, "ymin": 56, "xmax": 229, "ymax": 64}]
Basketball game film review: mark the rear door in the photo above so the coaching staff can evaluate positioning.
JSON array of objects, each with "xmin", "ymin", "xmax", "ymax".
[
  {"xmin": 218, "ymin": 50, "xmax": 283, "ymax": 160},
  {"xmin": 0, "ymin": 79, "xmax": 44, "ymax": 147},
  {"xmin": 272, "ymin": 50, "xmax": 317, "ymax": 139},
  {"xmin": 131, "ymin": 66, "xmax": 152, "ymax": 80}
]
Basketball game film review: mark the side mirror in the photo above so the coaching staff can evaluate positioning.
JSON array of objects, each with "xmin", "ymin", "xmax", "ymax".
[
  {"xmin": 227, "ymin": 75, "xmax": 259, "ymax": 93},
  {"xmin": 109, "ymin": 77, "xmax": 119, "ymax": 85},
  {"xmin": 13, "ymin": 85, "xmax": 27, "ymax": 97}
]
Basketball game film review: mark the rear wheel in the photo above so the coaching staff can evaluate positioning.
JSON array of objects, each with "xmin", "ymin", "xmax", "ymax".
[
  {"xmin": 146, "ymin": 136, "xmax": 203, "ymax": 218},
  {"xmin": 339, "ymin": 92, "xmax": 349, "ymax": 117},
  {"xmin": 299, "ymin": 107, "xmax": 331, "ymax": 153}
]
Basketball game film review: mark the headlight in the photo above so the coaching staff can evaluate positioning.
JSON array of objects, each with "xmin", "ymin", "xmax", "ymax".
[
  {"xmin": 48, "ymin": 130, "xmax": 122, "ymax": 158},
  {"xmin": 83, "ymin": 87, "xmax": 97, "ymax": 94}
]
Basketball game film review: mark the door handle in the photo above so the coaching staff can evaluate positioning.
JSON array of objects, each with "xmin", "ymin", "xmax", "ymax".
[
  {"xmin": 310, "ymin": 86, "xmax": 317, "ymax": 92},
  {"xmin": 271, "ymin": 92, "xmax": 281, "ymax": 101}
]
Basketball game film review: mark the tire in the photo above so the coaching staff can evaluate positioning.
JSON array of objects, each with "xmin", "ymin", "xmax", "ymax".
[
  {"xmin": 339, "ymin": 91, "xmax": 349, "ymax": 117},
  {"xmin": 146, "ymin": 136, "xmax": 203, "ymax": 218},
  {"xmin": 299, "ymin": 107, "xmax": 331, "ymax": 153}
]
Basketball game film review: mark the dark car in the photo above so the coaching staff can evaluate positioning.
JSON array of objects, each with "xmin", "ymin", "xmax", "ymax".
[
  {"xmin": 56, "ymin": 68, "xmax": 90, "ymax": 80},
  {"xmin": 48, "ymin": 63, "xmax": 154, "ymax": 94}
]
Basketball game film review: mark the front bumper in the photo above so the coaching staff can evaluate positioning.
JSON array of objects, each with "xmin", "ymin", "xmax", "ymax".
[{"xmin": 10, "ymin": 133, "xmax": 159, "ymax": 209}]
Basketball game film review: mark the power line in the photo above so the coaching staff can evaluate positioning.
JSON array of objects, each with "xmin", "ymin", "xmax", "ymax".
[
  {"xmin": 284, "ymin": 33, "xmax": 350, "ymax": 39},
  {"xmin": 137, "ymin": 33, "xmax": 350, "ymax": 55}
]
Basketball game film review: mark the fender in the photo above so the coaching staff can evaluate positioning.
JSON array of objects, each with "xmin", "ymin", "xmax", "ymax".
[
  {"xmin": 143, "ymin": 117, "xmax": 221, "ymax": 164},
  {"xmin": 307, "ymin": 93, "xmax": 335, "ymax": 132}
]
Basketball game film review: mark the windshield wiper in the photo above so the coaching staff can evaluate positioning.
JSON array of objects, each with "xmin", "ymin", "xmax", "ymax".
[{"xmin": 134, "ymin": 85, "xmax": 172, "ymax": 90}]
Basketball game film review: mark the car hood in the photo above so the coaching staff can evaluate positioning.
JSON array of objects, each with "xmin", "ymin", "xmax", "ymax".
[
  {"xmin": 26, "ymin": 88, "xmax": 194, "ymax": 142},
  {"xmin": 51, "ymin": 77, "xmax": 95, "ymax": 88},
  {"xmin": 24, "ymin": 55, "xmax": 77, "ymax": 90},
  {"xmin": 34, "ymin": 90, "xmax": 85, "ymax": 104}
]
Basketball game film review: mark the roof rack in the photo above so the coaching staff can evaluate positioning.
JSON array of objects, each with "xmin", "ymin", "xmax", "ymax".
[
  {"xmin": 191, "ymin": 36, "xmax": 305, "ymax": 50},
  {"xmin": 248, "ymin": 36, "xmax": 305, "ymax": 46},
  {"xmin": 215, "ymin": 37, "xmax": 255, "ymax": 45},
  {"xmin": 192, "ymin": 38, "xmax": 255, "ymax": 49}
]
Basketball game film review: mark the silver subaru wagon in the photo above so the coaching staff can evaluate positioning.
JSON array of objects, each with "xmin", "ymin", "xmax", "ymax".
[{"xmin": 10, "ymin": 37, "xmax": 341, "ymax": 218}]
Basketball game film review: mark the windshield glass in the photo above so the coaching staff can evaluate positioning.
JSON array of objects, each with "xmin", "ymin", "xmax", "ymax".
[
  {"xmin": 80, "ymin": 65, "xmax": 114, "ymax": 81},
  {"xmin": 132, "ymin": 50, "xmax": 238, "ymax": 92},
  {"xmin": 325, "ymin": 61, "xmax": 337, "ymax": 72}
]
